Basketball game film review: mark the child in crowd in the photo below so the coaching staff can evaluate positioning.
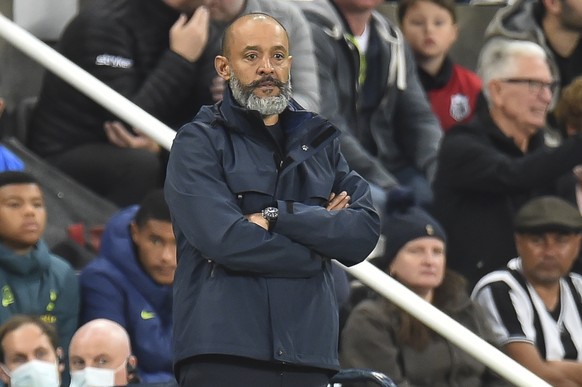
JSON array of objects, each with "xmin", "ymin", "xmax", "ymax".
[
  {"xmin": 398, "ymin": 0, "xmax": 482, "ymax": 131},
  {"xmin": 0, "ymin": 171, "xmax": 79, "ymax": 386}
]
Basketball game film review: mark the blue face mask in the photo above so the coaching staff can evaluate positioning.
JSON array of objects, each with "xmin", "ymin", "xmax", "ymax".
[{"xmin": 8, "ymin": 360, "xmax": 60, "ymax": 387}]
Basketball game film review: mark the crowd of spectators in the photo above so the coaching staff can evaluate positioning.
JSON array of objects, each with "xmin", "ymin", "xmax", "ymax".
[{"xmin": 1, "ymin": 0, "xmax": 582, "ymax": 386}]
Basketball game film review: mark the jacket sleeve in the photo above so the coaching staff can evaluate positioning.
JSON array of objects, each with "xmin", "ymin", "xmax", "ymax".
[
  {"xmin": 274, "ymin": 140, "xmax": 380, "ymax": 267},
  {"xmin": 340, "ymin": 301, "xmax": 411, "ymax": 387},
  {"xmin": 438, "ymin": 130, "xmax": 582, "ymax": 193},
  {"xmin": 308, "ymin": 23, "xmax": 400, "ymax": 190},
  {"xmin": 166, "ymin": 123, "xmax": 331, "ymax": 277},
  {"xmin": 392, "ymin": 43, "xmax": 442, "ymax": 182},
  {"xmin": 79, "ymin": 266, "xmax": 127, "ymax": 327},
  {"xmin": 59, "ymin": 12, "xmax": 213, "ymax": 124}
]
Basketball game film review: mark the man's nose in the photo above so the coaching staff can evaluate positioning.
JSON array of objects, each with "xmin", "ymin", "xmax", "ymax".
[{"xmin": 258, "ymin": 58, "xmax": 275, "ymax": 74}]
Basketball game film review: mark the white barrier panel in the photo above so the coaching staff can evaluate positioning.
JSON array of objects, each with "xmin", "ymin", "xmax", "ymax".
[{"xmin": 0, "ymin": 11, "xmax": 550, "ymax": 387}]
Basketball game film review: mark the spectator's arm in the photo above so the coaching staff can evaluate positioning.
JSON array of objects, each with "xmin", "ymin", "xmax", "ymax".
[
  {"xmin": 504, "ymin": 342, "xmax": 581, "ymax": 387},
  {"xmin": 79, "ymin": 268, "xmax": 127, "ymax": 327},
  {"xmin": 438, "ymin": 131, "xmax": 582, "ymax": 194}
]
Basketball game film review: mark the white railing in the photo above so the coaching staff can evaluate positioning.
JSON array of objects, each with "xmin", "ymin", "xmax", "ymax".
[{"xmin": 0, "ymin": 12, "xmax": 550, "ymax": 387}]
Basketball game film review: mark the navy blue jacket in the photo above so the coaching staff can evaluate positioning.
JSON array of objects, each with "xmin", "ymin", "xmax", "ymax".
[
  {"xmin": 80, "ymin": 206, "xmax": 173, "ymax": 382},
  {"xmin": 165, "ymin": 90, "xmax": 380, "ymax": 371}
]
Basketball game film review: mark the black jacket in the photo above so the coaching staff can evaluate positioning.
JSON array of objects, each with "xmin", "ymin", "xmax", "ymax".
[
  {"xmin": 432, "ymin": 106, "xmax": 582, "ymax": 285},
  {"xmin": 28, "ymin": 0, "xmax": 219, "ymax": 157}
]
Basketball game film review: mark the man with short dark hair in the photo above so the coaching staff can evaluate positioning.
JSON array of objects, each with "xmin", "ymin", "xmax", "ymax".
[
  {"xmin": 79, "ymin": 189, "xmax": 176, "ymax": 383},
  {"xmin": 0, "ymin": 171, "xmax": 79, "ymax": 387},
  {"xmin": 472, "ymin": 196, "xmax": 582, "ymax": 387}
]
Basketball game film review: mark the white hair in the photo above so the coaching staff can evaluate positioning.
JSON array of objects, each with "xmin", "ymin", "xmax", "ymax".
[{"xmin": 477, "ymin": 39, "xmax": 548, "ymax": 104}]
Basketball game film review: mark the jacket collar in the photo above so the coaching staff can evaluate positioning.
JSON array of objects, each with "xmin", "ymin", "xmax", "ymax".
[{"xmin": 0, "ymin": 240, "xmax": 51, "ymax": 276}]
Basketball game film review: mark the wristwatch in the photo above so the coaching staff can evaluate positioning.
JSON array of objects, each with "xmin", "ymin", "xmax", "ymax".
[{"xmin": 261, "ymin": 206, "xmax": 279, "ymax": 229}]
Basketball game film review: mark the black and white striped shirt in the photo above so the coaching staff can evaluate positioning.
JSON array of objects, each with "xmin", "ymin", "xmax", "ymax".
[{"xmin": 471, "ymin": 258, "xmax": 582, "ymax": 361}]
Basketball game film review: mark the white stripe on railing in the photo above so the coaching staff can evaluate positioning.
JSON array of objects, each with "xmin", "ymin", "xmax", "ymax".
[{"xmin": 0, "ymin": 11, "xmax": 551, "ymax": 387}]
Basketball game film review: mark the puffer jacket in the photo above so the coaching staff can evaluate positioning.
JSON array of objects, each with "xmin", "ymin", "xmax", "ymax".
[
  {"xmin": 28, "ymin": 0, "xmax": 219, "ymax": 157},
  {"xmin": 80, "ymin": 206, "xmax": 173, "ymax": 383}
]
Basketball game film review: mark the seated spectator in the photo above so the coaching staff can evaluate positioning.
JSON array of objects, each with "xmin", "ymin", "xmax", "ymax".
[
  {"xmin": 27, "ymin": 0, "xmax": 219, "ymax": 207},
  {"xmin": 0, "ymin": 315, "xmax": 64, "ymax": 387},
  {"xmin": 69, "ymin": 319, "xmax": 140, "ymax": 387},
  {"xmin": 472, "ymin": 196, "xmax": 582, "ymax": 387},
  {"xmin": 206, "ymin": 0, "xmax": 320, "ymax": 112},
  {"xmin": 398, "ymin": 0, "xmax": 482, "ymax": 131},
  {"xmin": 0, "ymin": 171, "xmax": 79, "ymax": 386},
  {"xmin": 340, "ymin": 193, "xmax": 505, "ymax": 387},
  {"xmin": 432, "ymin": 39, "xmax": 582, "ymax": 286},
  {"xmin": 79, "ymin": 189, "xmax": 175, "ymax": 383},
  {"xmin": 295, "ymin": 0, "xmax": 443, "ymax": 209}
]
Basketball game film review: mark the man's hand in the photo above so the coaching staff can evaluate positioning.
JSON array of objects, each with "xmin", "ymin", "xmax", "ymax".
[
  {"xmin": 244, "ymin": 213, "xmax": 269, "ymax": 230},
  {"xmin": 327, "ymin": 191, "xmax": 350, "ymax": 211},
  {"xmin": 0, "ymin": 98, "xmax": 5, "ymax": 119},
  {"xmin": 104, "ymin": 121, "xmax": 160, "ymax": 153},
  {"xmin": 170, "ymin": 7, "xmax": 210, "ymax": 62}
]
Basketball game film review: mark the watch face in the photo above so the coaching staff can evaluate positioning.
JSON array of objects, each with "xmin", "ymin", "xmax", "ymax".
[{"xmin": 263, "ymin": 207, "xmax": 278, "ymax": 221}]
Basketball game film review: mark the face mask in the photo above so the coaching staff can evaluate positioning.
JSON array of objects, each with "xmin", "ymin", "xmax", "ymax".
[
  {"xmin": 69, "ymin": 358, "xmax": 127, "ymax": 387},
  {"xmin": 9, "ymin": 359, "xmax": 60, "ymax": 387},
  {"xmin": 70, "ymin": 367, "xmax": 115, "ymax": 387}
]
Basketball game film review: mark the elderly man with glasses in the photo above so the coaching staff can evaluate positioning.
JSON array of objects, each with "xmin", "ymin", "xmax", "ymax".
[{"xmin": 431, "ymin": 39, "xmax": 582, "ymax": 286}]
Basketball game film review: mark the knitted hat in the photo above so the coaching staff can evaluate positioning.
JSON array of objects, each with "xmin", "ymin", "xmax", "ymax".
[
  {"xmin": 378, "ymin": 189, "xmax": 447, "ymax": 269},
  {"xmin": 514, "ymin": 196, "xmax": 582, "ymax": 234}
]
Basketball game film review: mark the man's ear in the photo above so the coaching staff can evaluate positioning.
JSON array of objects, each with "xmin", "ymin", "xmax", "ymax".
[
  {"xmin": 126, "ymin": 355, "xmax": 139, "ymax": 384},
  {"xmin": 130, "ymin": 221, "xmax": 139, "ymax": 244},
  {"xmin": 215, "ymin": 56, "xmax": 231, "ymax": 81}
]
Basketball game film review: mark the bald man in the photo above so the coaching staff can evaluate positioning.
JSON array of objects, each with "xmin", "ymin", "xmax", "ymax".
[
  {"xmin": 68, "ymin": 319, "xmax": 138, "ymax": 386},
  {"xmin": 165, "ymin": 12, "xmax": 379, "ymax": 387}
]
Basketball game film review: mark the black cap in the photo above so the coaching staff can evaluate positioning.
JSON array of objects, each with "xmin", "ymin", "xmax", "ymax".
[{"xmin": 514, "ymin": 196, "xmax": 582, "ymax": 234}]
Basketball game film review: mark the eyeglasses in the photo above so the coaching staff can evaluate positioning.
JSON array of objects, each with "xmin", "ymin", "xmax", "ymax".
[{"xmin": 500, "ymin": 78, "xmax": 558, "ymax": 95}]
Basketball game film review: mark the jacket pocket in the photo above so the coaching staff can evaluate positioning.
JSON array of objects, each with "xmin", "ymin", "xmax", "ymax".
[{"xmin": 225, "ymin": 171, "xmax": 277, "ymax": 214}]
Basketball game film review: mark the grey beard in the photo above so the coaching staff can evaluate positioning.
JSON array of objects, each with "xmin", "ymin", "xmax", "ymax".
[{"xmin": 229, "ymin": 73, "xmax": 292, "ymax": 116}]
